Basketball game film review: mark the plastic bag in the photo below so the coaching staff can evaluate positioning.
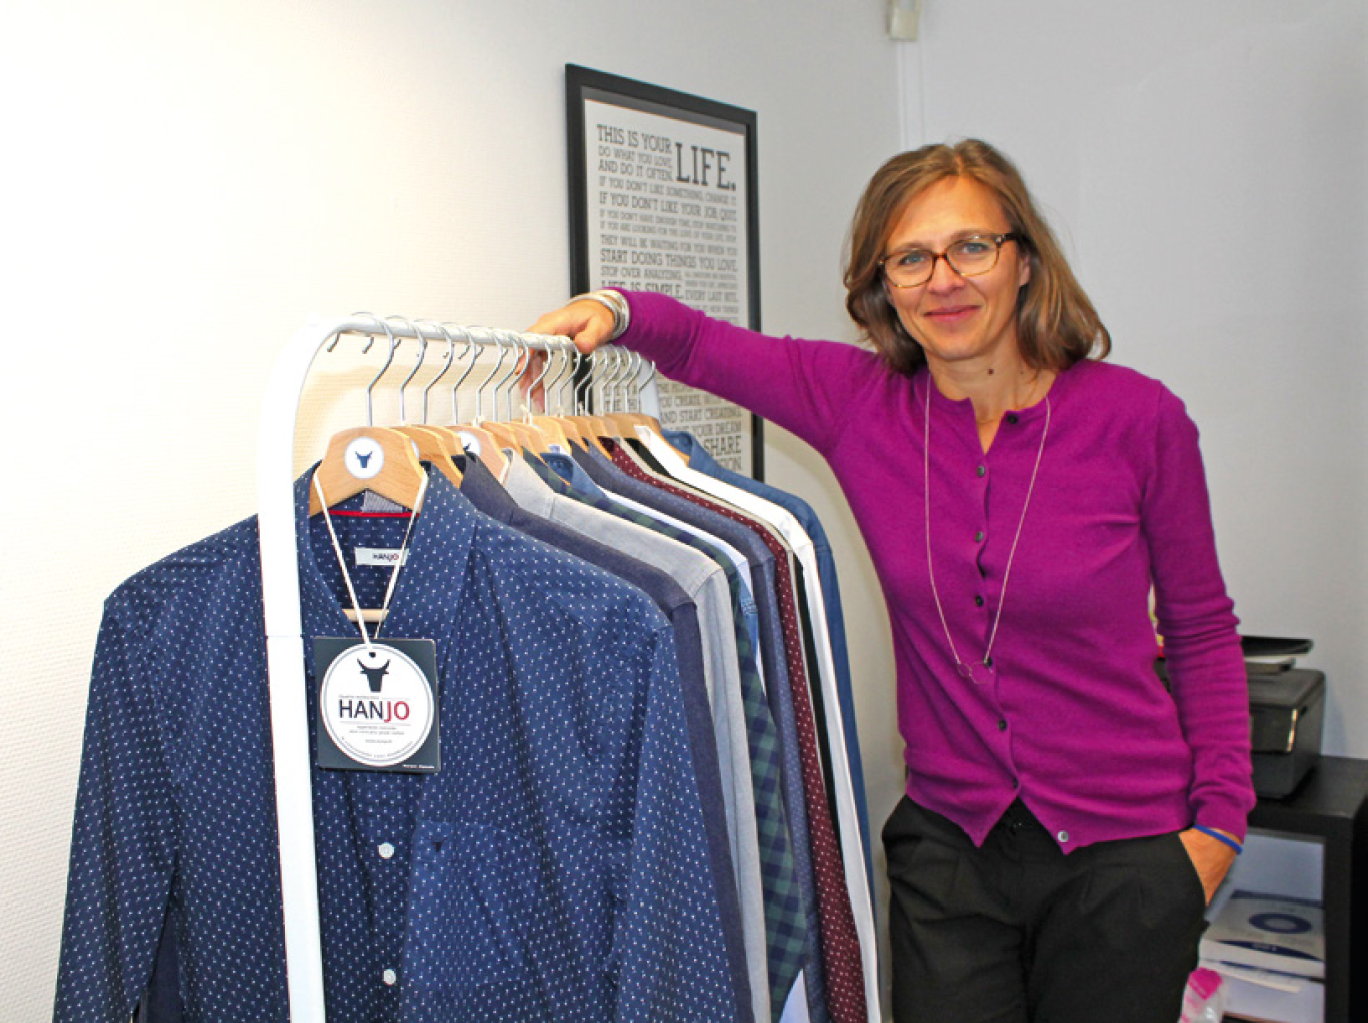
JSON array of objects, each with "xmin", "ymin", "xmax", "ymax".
[{"xmin": 1179, "ymin": 967, "xmax": 1228, "ymax": 1022}]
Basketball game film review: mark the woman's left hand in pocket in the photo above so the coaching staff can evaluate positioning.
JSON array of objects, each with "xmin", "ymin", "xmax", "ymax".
[{"xmin": 1178, "ymin": 828, "xmax": 1238, "ymax": 904}]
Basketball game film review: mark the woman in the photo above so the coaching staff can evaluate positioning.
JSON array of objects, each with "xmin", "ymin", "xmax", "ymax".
[{"xmin": 531, "ymin": 139, "xmax": 1253, "ymax": 1023}]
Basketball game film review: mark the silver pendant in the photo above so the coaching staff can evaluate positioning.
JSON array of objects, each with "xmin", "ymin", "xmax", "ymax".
[{"xmin": 957, "ymin": 661, "xmax": 996, "ymax": 685}]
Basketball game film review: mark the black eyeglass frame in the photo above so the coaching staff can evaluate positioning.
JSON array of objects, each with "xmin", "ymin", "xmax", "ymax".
[{"xmin": 879, "ymin": 232, "xmax": 1021, "ymax": 289}]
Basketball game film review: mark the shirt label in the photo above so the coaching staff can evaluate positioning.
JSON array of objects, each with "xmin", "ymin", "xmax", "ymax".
[
  {"xmin": 314, "ymin": 637, "xmax": 439, "ymax": 773},
  {"xmin": 354, "ymin": 547, "xmax": 409, "ymax": 568}
]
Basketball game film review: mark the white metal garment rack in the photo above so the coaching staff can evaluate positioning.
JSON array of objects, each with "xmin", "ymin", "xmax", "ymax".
[{"xmin": 257, "ymin": 314, "xmax": 656, "ymax": 1021}]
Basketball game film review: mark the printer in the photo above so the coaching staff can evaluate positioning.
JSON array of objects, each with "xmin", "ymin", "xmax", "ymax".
[
  {"xmin": 1158, "ymin": 635, "xmax": 1325, "ymax": 799},
  {"xmin": 1248, "ymin": 663, "xmax": 1325, "ymax": 799}
]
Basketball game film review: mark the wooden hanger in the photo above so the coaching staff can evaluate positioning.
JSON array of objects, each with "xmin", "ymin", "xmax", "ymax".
[
  {"xmin": 309, "ymin": 316, "xmax": 432, "ymax": 517},
  {"xmin": 307, "ymin": 426, "xmax": 427, "ymax": 515},
  {"xmin": 310, "ymin": 427, "xmax": 425, "ymax": 625},
  {"xmin": 443, "ymin": 422, "xmax": 509, "ymax": 479},
  {"xmin": 308, "ymin": 319, "xmax": 431, "ymax": 625},
  {"xmin": 394, "ymin": 424, "xmax": 463, "ymax": 487}
]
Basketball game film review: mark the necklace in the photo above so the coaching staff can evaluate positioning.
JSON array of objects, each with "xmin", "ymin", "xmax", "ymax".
[{"xmin": 924, "ymin": 384, "xmax": 1051, "ymax": 685}]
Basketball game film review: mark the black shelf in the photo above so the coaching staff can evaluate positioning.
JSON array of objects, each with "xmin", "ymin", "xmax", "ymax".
[{"xmin": 1246, "ymin": 755, "xmax": 1368, "ymax": 1023}]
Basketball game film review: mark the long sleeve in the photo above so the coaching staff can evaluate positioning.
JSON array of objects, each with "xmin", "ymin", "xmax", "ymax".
[
  {"xmin": 54, "ymin": 600, "xmax": 177, "ymax": 1023},
  {"xmin": 1145, "ymin": 389, "xmax": 1255, "ymax": 839},
  {"xmin": 617, "ymin": 290, "xmax": 882, "ymax": 458},
  {"xmin": 612, "ymin": 626, "xmax": 738, "ymax": 1023}
]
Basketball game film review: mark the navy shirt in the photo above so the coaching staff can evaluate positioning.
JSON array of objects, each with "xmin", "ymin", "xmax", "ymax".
[{"xmin": 56, "ymin": 468, "xmax": 736, "ymax": 1023}]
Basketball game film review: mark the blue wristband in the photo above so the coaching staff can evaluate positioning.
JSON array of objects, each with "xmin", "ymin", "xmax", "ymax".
[{"xmin": 1194, "ymin": 824, "xmax": 1243, "ymax": 854}]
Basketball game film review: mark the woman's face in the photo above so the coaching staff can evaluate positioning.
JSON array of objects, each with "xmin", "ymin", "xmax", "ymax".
[{"xmin": 882, "ymin": 175, "xmax": 1031, "ymax": 374}]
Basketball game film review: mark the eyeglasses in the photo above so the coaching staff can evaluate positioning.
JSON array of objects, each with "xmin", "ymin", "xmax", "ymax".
[{"xmin": 879, "ymin": 233, "xmax": 1020, "ymax": 288}]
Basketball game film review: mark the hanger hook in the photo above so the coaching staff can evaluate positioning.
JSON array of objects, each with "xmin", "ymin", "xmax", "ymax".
[
  {"xmin": 523, "ymin": 334, "xmax": 555, "ymax": 420},
  {"xmin": 612, "ymin": 347, "xmax": 631, "ymax": 413},
  {"xmin": 576, "ymin": 348, "xmax": 598, "ymax": 417},
  {"xmin": 417, "ymin": 321, "xmax": 456, "ymax": 425},
  {"xmin": 627, "ymin": 350, "xmax": 649, "ymax": 413},
  {"xmin": 547, "ymin": 337, "xmax": 573, "ymax": 415},
  {"xmin": 556, "ymin": 337, "xmax": 579, "ymax": 416},
  {"xmin": 495, "ymin": 330, "xmax": 527, "ymax": 422},
  {"xmin": 619, "ymin": 350, "xmax": 635, "ymax": 413},
  {"xmin": 385, "ymin": 315, "xmax": 425, "ymax": 425},
  {"xmin": 472, "ymin": 327, "xmax": 507, "ymax": 425},
  {"xmin": 351, "ymin": 311, "xmax": 398, "ymax": 426},
  {"xmin": 601, "ymin": 346, "xmax": 624, "ymax": 414},
  {"xmin": 444, "ymin": 324, "xmax": 478, "ymax": 423},
  {"xmin": 638, "ymin": 351, "xmax": 657, "ymax": 392}
]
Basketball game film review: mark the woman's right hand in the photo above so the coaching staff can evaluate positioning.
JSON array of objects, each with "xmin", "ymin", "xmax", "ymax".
[{"xmin": 527, "ymin": 297, "xmax": 617, "ymax": 354}]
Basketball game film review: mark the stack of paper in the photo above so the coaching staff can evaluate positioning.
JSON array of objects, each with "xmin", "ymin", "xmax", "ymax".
[
  {"xmin": 1201, "ymin": 890, "xmax": 1324, "ymax": 978},
  {"xmin": 1200, "ymin": 890, "xmax": 1324, "ymax": 1023}
]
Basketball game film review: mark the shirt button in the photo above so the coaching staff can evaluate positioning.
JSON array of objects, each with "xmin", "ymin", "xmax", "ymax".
[
  {"xmin": 997, "ymin": 719, "xmax": 1008, "ymax": 731},
  {"xmin": 1006, "ymin": 413, "xmax": 1019, "ymax": 424},
  {"xmin": 975, "ymin": 530, "xmax": 985, "ymax": 543},
  {"xmin": 378, "ymin": 842, "xmax": 395, "ymax": 860},
  {"xmin": 974, "ymin": 595, "xmax": 985, "ymax": 607},
  {"xmin": 1057, "ymin": 831, "xmax": 1070, "ymax": 843},
  {"xmin": 976, "ymin": 464, "xmax": 986, "ymax": 477},
  {"xmin": 382, "ymin": 968, "xmax": 398, "ymax": 986}
]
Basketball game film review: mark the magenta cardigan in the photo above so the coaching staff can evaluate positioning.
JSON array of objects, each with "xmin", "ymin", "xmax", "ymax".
[{"xmin": 618, "ymin": 290, "xmax": 1254, "ymax": 850}]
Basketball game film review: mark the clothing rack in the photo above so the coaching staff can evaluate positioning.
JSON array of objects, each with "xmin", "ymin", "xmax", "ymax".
[{"xmin": 256, "ymin": 314, "xmax": 657, "ymax": 1022}]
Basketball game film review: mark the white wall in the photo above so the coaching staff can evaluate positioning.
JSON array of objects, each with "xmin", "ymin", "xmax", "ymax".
[
  {"xmin": 900, "ymin": 0, "xmax": 1368, "ymax": 754},
  {"xmin": 9, "ymin": 1, "xmax": 1362, "ymax": 1018},
  {"xmin": 0, "ymin": 3, "xmax": 902, "ymax": 1018}
]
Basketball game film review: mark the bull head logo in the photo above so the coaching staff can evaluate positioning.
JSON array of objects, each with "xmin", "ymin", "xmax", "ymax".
[{"xmin": 357, "ymin": 658, "xmax": 391, "ymax": 693}]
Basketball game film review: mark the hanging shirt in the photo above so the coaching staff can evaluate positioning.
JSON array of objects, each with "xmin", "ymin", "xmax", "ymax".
[
  {"xmin": 55, "ymin": 468, "xmax": 736, "ymax": 1023},
  {"xmin": 663, "ymin": 429, "xmax": 873, "ymax": 901},
  {"xmin": 455, "ymin": 454, "xmax": 753, "ymax": 1023},
  {"xmin": 619, "ymin": 431, "xmax": 878, "ymax": 1023},
  {"xmin": 527, "ymin": 451, "xmax": 828, "ymax": 1023},
  {"xmin": 590, "ymin": 441, "xmax": 871, "ymax": 1023}
]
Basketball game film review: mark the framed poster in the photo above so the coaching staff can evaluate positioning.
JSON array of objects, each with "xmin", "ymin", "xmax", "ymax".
[{"xmin": 566, "ymin": 64, "xmax": 763, "ymax": 479}]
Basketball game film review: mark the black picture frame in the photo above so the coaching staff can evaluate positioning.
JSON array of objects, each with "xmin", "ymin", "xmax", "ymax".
[{"xmin": 566, "ymin": 64, "xmax": 763, "ymax": 480}]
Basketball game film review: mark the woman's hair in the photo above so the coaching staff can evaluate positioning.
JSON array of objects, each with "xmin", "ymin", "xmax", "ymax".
[{"xmin": 843, "ymin": 139, "xmax": 1111, "ymax": 376}]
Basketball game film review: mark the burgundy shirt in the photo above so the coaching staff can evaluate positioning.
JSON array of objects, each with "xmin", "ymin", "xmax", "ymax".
[{"xmin": 618, "ymin": 290, "xmax": 1254, "ymax": 850}]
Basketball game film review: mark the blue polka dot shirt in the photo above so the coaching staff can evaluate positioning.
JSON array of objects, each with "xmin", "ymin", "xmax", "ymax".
[{"xmin": 55, "ymin": 469, "xmax": 736, "ymax": 1022}]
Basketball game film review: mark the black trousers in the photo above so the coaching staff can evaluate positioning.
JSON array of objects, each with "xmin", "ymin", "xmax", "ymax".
[{"xmin": 882, "ymin": 796, "xmax": 1207, "ymax": 1023}]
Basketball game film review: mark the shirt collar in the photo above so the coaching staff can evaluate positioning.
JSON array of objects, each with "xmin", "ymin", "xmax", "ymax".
[
  {"xmin": 501, "ymin": 452, "xmax": 558, "ymax": 517},
  {"xmin": 294, "ymin": 465, "xmax": 478, "ymax": 674},
  {"xmin": 663, "ymin": 429, "xmax": 719, "ymax": 472},
  {"xmin": 545, "ymin": 449, "xmax": 607, "ymax": 497}
]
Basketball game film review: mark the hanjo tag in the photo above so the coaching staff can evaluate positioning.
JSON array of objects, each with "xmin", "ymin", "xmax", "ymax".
[{"xmin": 314, "ymin": 637, "xmax": 440, "ymax": 773}]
